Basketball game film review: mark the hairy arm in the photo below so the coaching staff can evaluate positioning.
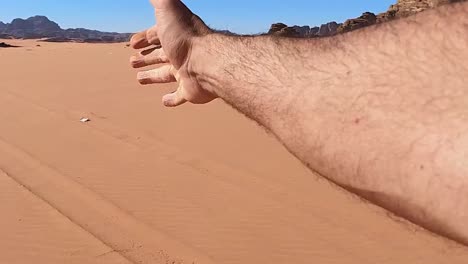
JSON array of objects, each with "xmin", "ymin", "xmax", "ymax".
[{"xmin": 189, "ymin": 3, "xmax": 468, "ymax": 244}]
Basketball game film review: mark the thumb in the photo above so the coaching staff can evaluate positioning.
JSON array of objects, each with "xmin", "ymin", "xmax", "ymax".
[
  {"xmin": 162, "ymin": 86, "xmax": 187, "ymax": 107},
  {"xmin": 150, "ymin": 0, "xmax": 179, "ymax": 9},
  {"xmin": 151, "ymin": 0, "xmax": 194, "ymax": 18},
  {"xmin": 151, "ymin": 0, "xmax": 210, "ymax": 36}
]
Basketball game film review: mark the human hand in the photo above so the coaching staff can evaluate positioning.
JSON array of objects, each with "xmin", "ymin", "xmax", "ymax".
[{"xmin": 130, "ymin": 0, "xmax": 217, "ymax": 107}]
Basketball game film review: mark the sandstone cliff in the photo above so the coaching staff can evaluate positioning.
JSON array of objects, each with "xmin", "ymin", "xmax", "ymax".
[{"xmin": 269, "ymin": 0, "xmax": 464, "ymax": 37}]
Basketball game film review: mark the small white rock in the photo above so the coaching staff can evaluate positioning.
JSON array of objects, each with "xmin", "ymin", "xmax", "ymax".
[{"xmin": 80, "ymin": 117, "xmax": 91, "ymax": 123}]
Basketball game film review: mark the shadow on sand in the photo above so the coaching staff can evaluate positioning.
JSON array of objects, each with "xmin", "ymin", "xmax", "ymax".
[{"xmin": 0, "ymin": 42, "xmax": 20, "ymax": 48}]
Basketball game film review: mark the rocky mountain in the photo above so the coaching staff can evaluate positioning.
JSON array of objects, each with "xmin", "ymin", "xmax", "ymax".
[
  {"xmin": 0, "ymin": 16, "xmax": 131, "ymax": 43},
  {"xmin": 269, "ymin": 22, "xmax": 342, "ymax": 38},
  {"xmin": 337, "ymin": 12, "xmax": 377, "ymax": 34},
  {"xmin": 377, "ymin": 0, "xmax": 463, "ymax": 21},
  {"xmin": 269, "ymin": 0, "xmax": 464, "ymax": 37}
]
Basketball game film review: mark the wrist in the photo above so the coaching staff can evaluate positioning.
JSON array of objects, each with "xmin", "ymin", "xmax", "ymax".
[{"xmin": 188, "ymin": 33, "xmax": 230, "ymax": 96}]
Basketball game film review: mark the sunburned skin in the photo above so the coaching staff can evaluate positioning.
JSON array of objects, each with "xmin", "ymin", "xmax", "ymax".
[{"xmin": 130, "ymin": 0, "xmax": 468, "ymax": 246}]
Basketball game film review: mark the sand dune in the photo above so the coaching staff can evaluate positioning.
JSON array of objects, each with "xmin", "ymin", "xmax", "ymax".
[{"xmin": 1, "ymin": 39, "xmax": 467, "ymax": 263}]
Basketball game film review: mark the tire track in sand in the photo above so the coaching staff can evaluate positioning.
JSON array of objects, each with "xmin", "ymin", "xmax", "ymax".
[
  {"xmin": 0, "ymin": 169, "xmax": 132, "ymax": 264},
  {"xmin": 0, "ymin": 137, "xmax": 215, "ymax": 264}
]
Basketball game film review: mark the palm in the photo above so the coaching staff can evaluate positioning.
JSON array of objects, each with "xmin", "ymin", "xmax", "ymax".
[{"xmin": 130, "ymin": 0, "xmax": 216, "ymax": 107}]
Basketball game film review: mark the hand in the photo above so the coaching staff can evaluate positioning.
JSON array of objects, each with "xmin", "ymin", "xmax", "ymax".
[{"xmin": 130, "ymin": 0, "xmax": 217, "ymax": 107}]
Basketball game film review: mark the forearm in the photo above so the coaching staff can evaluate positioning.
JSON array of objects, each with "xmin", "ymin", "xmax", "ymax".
[{"xmin": 191, "ymin": 2, "xmax": 468, "ymax": 244}]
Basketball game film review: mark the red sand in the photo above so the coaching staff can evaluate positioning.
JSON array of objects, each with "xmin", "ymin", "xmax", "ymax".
[{"xmin": 1, "ymin": 39, "xmax": 467, "ymax": 263}]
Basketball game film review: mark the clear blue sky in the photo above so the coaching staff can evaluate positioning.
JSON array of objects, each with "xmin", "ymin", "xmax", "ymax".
[{"xmin": 0, "ymin": 0, "xmax": 395, "ymax": 34}]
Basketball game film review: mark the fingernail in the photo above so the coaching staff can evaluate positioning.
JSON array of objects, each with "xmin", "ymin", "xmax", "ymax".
[
  {"xmin": 162, "ymin": 95, "xmax": 173, "ymax": 107},
  {"xmin": 137, "ymin": 72, "xmax": 149, "ymax": 84},
  {"xmin": 130, "ymin": 56, "xmax": 143, "ymax": 67}
]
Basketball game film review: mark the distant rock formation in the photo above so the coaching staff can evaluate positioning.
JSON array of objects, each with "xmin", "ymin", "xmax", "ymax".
[
  {"xmin": 213, "ymin": 29, "xmax": 238, "ymax": 36},
  {"xmin": 269, "ymin": 0, "xmax": 465, "ymax": 37},
  {"xmin": 337, "ymin": 12, "xmax": 377, "ymax": 34},
  {"xmin": 268, "ymin": 23, "xmax": 288, "ymax": 34},
  {"xmin": 7, "ymin": 16, "xmax": 61, "ymax": 37},
  {"xmin": 0, "ymin": 16, "xmax": 131, "ymax": 43},
  {"xmin": 379, "ymin": 0, "xmax": 463, "ymax": 21},
  {"xmin": 268, "ymin": 23, "xmax": 299, "ymax": 37},
  {"xmin": 317, "ymin": 22, "xmax": 340, "ymax": 37},
  {"xmin": 269, "ymin": 22, "xmax": 341, "ymax": 38}
]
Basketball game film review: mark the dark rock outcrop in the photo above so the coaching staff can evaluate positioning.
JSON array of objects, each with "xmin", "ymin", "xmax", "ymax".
[
  {"xmin": 0, "ymin": 16, "xmax": 131, "ymax": 43},
  {"xmin": 4, "ymin": 16, "xmax": 61, "ymax": 38},
  {"xmin": 269, "ymin": 22, "xmax": 341, "ymax": 37},
  {"xmin": 317, "ymin": 22, "xmax": 340, "ymax": 37},
  {"xmin": 337, "ymin": 12, "xmax": 377, "ymax": 34},
  {"xmin": 291, "ymin": 26, "xmax": 311, "ymax": 36},
  {"xmin": 378, "ymin": 0, "xmax": 464, "ymax": 21},
  {"xmin": 268, "ymin": 23, "xmax": 288, "ymax": 34},
  {"xmin": 268, "ymin": 23, "xmax": 300, "ymax": 37}
]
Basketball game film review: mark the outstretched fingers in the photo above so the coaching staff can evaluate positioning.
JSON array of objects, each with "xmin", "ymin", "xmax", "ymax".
[
  {"xmin": 130, "ymin": 46, "xmax": 169, "ymax": 68},
  {"xmin": 130, "ymin": 31, "xmax": 151, "ymax": 49},
  {"xmin": 130, "ymin": 26, "xmax": 159, "ymax": 49},
  {"xmin": 137, "ymin": 65, "xmax": 177, "ymax": 85},
  {"xmin": 137, "ymin": 64, "xmax": 188, "ymax": 107}
]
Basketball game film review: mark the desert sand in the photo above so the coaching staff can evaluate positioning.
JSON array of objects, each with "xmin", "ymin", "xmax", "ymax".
[{"xmin": 0, "ymin": 39, "xmax": 467, "ymax": 264}]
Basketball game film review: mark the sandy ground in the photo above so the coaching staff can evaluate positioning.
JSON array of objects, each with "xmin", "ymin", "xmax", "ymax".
[{"xmin": 0, "ymin": 39, "xmax": 467, "ymax": 264}]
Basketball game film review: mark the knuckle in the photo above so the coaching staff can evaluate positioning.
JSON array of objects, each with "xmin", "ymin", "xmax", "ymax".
[{"xmin": 146, "ymin": 27, "xmax": 159, "ymax": 44}]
